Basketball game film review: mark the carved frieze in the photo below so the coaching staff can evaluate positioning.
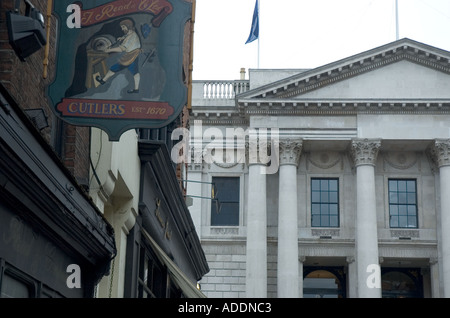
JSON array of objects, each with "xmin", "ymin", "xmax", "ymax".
[
  {"xmin": 384, "ymin": 152, "xmax": 418, "ymax": 170},
  {"xmin": 212, "ymin": 149, "xmax": 243, "ymax": 169},
  {"xmin": 187, "ymin": 162, "xmax": 203, "ymax": 171},
  {"xmin": 308, "ymin": 151, "xmax": 341, "ymax": 169},
  {"xmin": 210, "ymin": 227, "xmax": 239, "ymax": 235},
  {"xmin": 390, "ymin": 229, "xmax": 419, "ymax": 238},
  {"xmin": 311, "ymin": 228, "xmax": 340, "ymax": 237}
]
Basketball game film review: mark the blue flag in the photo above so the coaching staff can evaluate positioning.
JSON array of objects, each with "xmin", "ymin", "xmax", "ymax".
[{"xmin": 245, "ymin": 0, "xmax": 259, "ymax": 44}]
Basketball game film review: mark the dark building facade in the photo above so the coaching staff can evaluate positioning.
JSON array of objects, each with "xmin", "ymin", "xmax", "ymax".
[
  {"xmin": 0, "ymin": 84, "xmax": 117, "ymax": 297},
  {"xmin": 1, "ymin": 0, "xmax": 208, "ymax": 298},
  {"xmin": 0, "ymin": 0, "xmax": 117, "ymax": 298}
]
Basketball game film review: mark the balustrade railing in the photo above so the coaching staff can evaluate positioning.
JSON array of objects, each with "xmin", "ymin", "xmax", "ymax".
[{"xmin": 200, "ymin": 80, "xmax": 249, "ymax": 99}]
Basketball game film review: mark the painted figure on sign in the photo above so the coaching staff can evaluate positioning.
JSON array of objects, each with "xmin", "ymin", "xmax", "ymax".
[{"xmin": 96, "ymin": 19, "xmax": 142, "ymax": 93}]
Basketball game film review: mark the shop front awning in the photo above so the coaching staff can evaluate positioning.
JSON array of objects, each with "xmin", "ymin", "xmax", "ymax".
[{"xmin": 141, "ymin": 228, "xmax": 207, "ymax": 298}]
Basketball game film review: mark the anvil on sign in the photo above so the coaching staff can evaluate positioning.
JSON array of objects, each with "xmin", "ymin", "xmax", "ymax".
[{"xmin": 47, "ymin": 0, "xmax": 192, "ymax": 141}]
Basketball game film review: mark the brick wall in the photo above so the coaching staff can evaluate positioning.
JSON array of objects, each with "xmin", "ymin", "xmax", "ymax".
[
  {"xmin": 0, "ymin": 0, "xmax": 91, "ymax": 188},
  {"xmin": 0, "ymin": 0, "xmax": 53, "ymax": 136},
  {"xmin": 0, "ymin": 0, "xmax": 195, "ymax": 190},
  {"xmin": 200, "ymin": 243, "xmax": 247, "ymax": 298},
  {"xmin": 63, "ymin": 124, "xmax": 91, "ymax": 188}
]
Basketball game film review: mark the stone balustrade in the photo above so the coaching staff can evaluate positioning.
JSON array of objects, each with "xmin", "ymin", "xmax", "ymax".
[{"xmin": 192, "ymin": 80, "xmax": 249, "ymax": 100}]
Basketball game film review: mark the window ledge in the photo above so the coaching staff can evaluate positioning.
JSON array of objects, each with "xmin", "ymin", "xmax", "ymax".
[
  {"xmin": 390, "ymin": 229, "xmax": 420, "ymax": 239},
  {"xmin": 210, "ymin": 226, "xmax": 240, "ymax": 236},
  {"xmin": 311, "ymin": 228, "xmax": 340, "ymax": 238}
]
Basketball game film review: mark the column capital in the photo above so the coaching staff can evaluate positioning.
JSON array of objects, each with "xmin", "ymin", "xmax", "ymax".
[
  {"xmin": 245, "ymin": 139, "xmax": 271, "ymax": 165},
  {"xmin": 429, "ymin": 139, "xmax": 450, "ymax": 168},
  {"xmin": 278, "ymin": 138, "xmax": 303, "ymax": 166},
  {"xmin": 350, "ymin": 138, "xmax": 381, "ymax": 167}
]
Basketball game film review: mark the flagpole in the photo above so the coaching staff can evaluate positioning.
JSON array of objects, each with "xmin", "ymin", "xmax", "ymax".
[
  {"xmin": 257, "ymin": 0, "xmax": 260, "ymax": 68},
  {"xmin": 395, "ymin": 0, "xmax": 399, "ymax": 40},
  {"xmin": 245, "ymin": 0, "xmax": 260, "ymax": 68}
]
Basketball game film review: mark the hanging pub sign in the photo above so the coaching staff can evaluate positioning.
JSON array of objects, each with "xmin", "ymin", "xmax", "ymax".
[{"xmin": 47, "ymin": 0, "xmax": 192, "ymax": 141}]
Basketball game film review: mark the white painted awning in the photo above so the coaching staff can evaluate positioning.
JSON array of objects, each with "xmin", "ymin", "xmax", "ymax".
[{"xmin": 142, "ymin": 228, "xmax": 207, "ymax": 298}]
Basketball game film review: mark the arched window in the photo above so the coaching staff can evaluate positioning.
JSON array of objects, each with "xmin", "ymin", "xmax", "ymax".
[
  {"xmin": 382, "ymin": 268, "xmax": 423, "ymax": 298},
  {"xmin": 303, "ymin": 268, "xmax": 345, "ymax": 298}
]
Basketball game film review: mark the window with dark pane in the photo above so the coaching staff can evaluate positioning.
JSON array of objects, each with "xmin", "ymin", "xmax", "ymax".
[
  {"xmin": 0, "ymin": 272, "xmax": 31, "ymax": 298},
  {"xmin": 0, "ymin": 263, "xmax": 64, "ymax": 298},
  {"xmin": 138, "ymin": 247, "xmax": 165, "ymax": 298},
  {"xmin": 211, "ymin": 177, "xmax": 240, "ymax": 226},
  {"xmin": 388, "ymin": 179, "xmax": 418, "ymax": 228},
  {"xmin": 311, "ymin": 178, "xmax": 339, "ymax": 227}
]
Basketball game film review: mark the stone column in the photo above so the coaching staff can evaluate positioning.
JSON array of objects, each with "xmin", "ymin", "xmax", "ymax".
[
  {"xmin": 350, "ymin": 139, "xmax": 382, "ymax": 298},
  {"xmin": 346, "ymin": 256, "xmax": 357, "ymax": 298},
  {"xmin": 299, "ymin": 256, "xmax": 306, "ymax": 298},
  {"xmin": 430, "ymin": 139, "xmax": 450, "ymax": 297},
  {"xmin": 245, "ymin": 140, "xmax": 268, "ymax": 298},
  {"xmin": 429, "ymin": 258, "xmax": 440, "ymax": 298},
  {"xmin": 277, "ymin": 139, "xmax": 302, "ymax": 298}
]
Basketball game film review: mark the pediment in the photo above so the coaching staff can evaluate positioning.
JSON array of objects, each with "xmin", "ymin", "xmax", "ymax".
[
  {"xmin": 292, "ymin": 60, "xmax": 450, "ymax": 100},
  {"xmin": 238, "ymin": 39, "xmax": 450, "ymax": 106}
]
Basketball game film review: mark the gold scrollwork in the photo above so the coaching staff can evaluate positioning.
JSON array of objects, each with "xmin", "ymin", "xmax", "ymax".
[{"xmin": 154, "ymin": 198, "xmax": 171, "ymax": 240}]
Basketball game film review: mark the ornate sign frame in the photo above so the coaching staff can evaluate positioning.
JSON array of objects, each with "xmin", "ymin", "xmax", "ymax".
[{"xmin": 48, "ymin": 0, "xmax": 192, "ymax": 140}]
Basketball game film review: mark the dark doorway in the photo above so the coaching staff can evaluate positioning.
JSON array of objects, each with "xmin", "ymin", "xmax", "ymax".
[
  {"xmin": 303, "ymin": 267, "xmax": 346, "ymax": 298},
  {"xmin": 381, "ymin": 268, "xmax": 423, "ymax": 298}
]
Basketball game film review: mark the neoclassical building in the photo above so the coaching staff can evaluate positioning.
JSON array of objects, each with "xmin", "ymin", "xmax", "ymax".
[{"xmin": 187, "ymin": 38, "xmax": 450, "ymax": 298}]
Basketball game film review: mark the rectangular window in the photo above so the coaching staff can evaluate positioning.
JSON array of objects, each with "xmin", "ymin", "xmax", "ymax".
[
  {"xmin": 0, "ymin": 261, "xmax": 68, "ymax": 298},
  {"xmin": 311, "ymin": 178, "xmax": 339, "ymax": 227},
  {"xmin": 388, "ymin": 179, "xmax": 418, "ymax": 228},
  {"xmin": 138, "ymin": 247, "xmax": 165, "ymax": 298},
  {"xmin": 0, "ymin": 272, "xmax": 31, "ymax": 298},
  {"xmin": 211, "ymin": 177, "xmax": 240, "ymax": 226}
]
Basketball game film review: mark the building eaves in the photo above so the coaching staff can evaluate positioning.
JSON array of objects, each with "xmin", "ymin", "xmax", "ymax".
[
  {"xmin": 138, "ymin": 141, "xmax": 210, "ymax": 280},
  {"xmin": 0, "ymin": 83, "xmax": 117, "ymax": 278}
]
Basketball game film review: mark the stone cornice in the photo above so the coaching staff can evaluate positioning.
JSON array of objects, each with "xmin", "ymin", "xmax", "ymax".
[
  {"xmin": 238, "ymin": 99, "xmax": 450, "ymax": 116},
  {"xmin": 190, "ymin": 111, "xmax": 248, "ymax": 125},
  {"xmin": 350, "ymin": 139, "xmax": 381, "ymax": 167},
  {"xmin": 192, "ymin": 100, "xmax": 450, "ymax": 123}
]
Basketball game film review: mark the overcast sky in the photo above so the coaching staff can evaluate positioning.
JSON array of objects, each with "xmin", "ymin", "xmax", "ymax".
[{"xmin": 192, "ymin": 0, "xmax": 450, "ymax": 80}]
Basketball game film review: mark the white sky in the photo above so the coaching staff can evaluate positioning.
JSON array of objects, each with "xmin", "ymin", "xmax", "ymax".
[{"xmin": 192, "ymin": 0, "xmax": 450, "ymax": 80}]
